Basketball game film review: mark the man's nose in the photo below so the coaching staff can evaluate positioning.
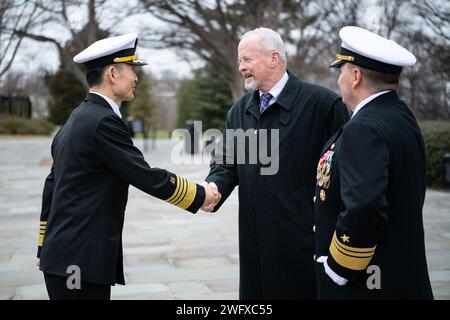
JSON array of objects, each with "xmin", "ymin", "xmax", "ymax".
[{"xmin": 239, "ymin": 62, "xmax": 246, "ymax": 73}]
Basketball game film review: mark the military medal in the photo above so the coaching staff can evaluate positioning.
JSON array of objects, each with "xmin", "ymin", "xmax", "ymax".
[{"xmin": 316, "ymin": 149, "xmax": 334, "ymax": 191}]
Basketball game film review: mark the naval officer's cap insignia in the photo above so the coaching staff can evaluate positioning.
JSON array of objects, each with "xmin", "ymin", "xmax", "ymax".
[{"xmin": 73, "ymin": 33, "xmax": 147, "ymax": 70}]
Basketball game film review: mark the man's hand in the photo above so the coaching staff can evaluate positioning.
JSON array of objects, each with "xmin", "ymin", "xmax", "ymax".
[
  {"xmin": 35, "ymin": 258, "xmax": 40, "ymax": 268},
  {"xmin": 201, "ymin": 182, "xmax": 221, "ymax": 212}
]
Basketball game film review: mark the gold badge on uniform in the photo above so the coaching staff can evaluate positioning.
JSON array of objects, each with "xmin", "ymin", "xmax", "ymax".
[{"xmin": 170, "ymin": 176, "xmax": 176, "ymax": 184}]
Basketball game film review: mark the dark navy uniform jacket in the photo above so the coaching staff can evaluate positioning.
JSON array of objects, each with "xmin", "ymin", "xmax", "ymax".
[
  {"xmin": 38, "ymin": 93, "xmax": 205, "ymax": 285},
  {"xmin": 206, "ymin": 71, "xmax": 349, "ymax": 299},
  {"xmin": 314, "ymin": 91, "xmax": 433, "ymax": 299}
]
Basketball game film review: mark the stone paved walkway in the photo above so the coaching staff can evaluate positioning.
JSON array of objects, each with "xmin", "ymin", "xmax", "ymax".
[{"xmin": 0, "ymin": 137, "xmax": 448, "ymax": 299}]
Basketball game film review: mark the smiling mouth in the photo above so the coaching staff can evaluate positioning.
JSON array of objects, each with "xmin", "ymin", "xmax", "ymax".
[{"xmin": 242, "ymin": 73, "xmax": 253, "ymax": 79}]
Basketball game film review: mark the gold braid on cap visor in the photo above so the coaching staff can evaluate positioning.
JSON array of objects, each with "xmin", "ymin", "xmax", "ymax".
[
  {"xmin": 335, "ymin": 54, "xmax": 355, "ymax": 62},
  {"xmin": 113, "ymin": 55, "xmax": 137, "ymax": 63}
]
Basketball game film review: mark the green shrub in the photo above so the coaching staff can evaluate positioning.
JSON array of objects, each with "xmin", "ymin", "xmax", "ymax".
[
  {"xmin": 420, "ymin": 121, "xmax": 450, "ymax": 189},
  {"xmin": 0, "ymin": 116, "xmax": 55, "ymax": 136}
]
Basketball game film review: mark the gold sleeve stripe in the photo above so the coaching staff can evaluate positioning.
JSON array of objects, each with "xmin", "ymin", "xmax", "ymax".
[
  {"xmin": 38, "ymin": 235, "xmax": 44, "ymax": 246},
  {"xmin": 329, "ymin": 232, "xmax": 375, "ymax": 271},
  {"xmin": 164, "ymin": 176, "xmax": 198, "ymax": 210},
  {"xmin": 173, "ymin": 178, "xmax": 188, "ymax": 205},
  {"xmin": 175, "ymin": 179, "xmax": 197, "ymax": 209},
  {"xmin": 333, "ymin": 232, "xmax": 376, "ymax": 253},
  {"xmin": 38, "ymin": 221, "xmax": 47, "ymax": 246},
  {"xmin": 330, "ymin": 242, "xmax": 373, "ymax": 270},
  {"xmin": 332, "ymin": 236, "xmax": 373, "ymax": 258},
  {"xmin": 166, "ymin": 176, "xmax": 183, "ymax": 204}
]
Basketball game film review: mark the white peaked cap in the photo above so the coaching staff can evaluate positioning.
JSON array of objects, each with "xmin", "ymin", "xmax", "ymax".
[
  {"xmin": 73, "ymin": 33, "xmax": 147, "ymax": 70},
  {"xmin": 330, "ymin": 26, "xmax": 416, "ymax": 74}
]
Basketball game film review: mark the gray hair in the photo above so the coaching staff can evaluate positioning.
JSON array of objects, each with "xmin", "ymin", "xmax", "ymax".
[{"xmin": 241, "ymin": 27, "xmax": 287, "ymax": 62}]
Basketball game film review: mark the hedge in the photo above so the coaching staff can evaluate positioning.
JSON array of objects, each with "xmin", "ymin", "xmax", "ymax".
[
  {"xmin": 0, "ymin": 116, "xmax": 54, "ymax": 135},
  {"xmin": 420, "ymin": 121, "xmax": 450, "ymax": 189}
]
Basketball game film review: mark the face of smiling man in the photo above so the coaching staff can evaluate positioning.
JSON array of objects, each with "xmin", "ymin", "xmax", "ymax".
[
  {"xmin": 238, "ymin": 35, "xmax": 275, "ymax": 92},
  {"xmin": 111, "ymin": 63, "xmax": 139, "ymax": 103}
]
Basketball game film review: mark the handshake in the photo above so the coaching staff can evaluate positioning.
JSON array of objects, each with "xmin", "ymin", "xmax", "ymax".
[{"xmin": 200, "ymin": 182, "xmax": 221, "ymax": 212}]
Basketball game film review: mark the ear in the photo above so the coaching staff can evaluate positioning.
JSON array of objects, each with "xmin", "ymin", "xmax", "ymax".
[
  {"xmin": 271, "ymin": 51, "xmax": 281, "ymax": 66},
  {"xmin": 351, "ymin": 67, "xmax": 363, "ymax": 89},
  {"xmin": 103, "ymin": 66, "xmax": 116, "ymax": 84}
]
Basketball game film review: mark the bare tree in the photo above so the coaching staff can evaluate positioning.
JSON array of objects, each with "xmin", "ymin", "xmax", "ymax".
[
  {"xmin": 0, "ymin": 0, "xmax": 42, "ymax": 78},
  {"xmin": 377, "ymin": 0, "xmax": 406, "ymax": 38},
  {"xmin": 136, "ymin": 1, "xmax": 231, "ymax": 99},
  {"xmin": 413, "ymin": 0, "xmax": 450, "ymax": 42},
  {"xmin": 11, "ymin": 0, "xmax": 112, "ymax": 88},
  {"xmin": 139, "ymin": 0, "xmax": 369, "ymax": 99},
  {"xmin": 400, "ymin": 0, "xmax": 449, "ymax": 119}
]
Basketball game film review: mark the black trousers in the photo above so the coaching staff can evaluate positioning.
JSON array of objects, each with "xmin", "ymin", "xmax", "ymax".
[{"xmin": 44, "ymin": 273, "xmax": 111, "ymax": 300}]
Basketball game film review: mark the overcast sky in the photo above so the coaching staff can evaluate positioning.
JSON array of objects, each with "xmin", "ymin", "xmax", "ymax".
[
  {"xmin": 11, "ymin": 38, "xmax": 200, "ymax": 80},
  {"xmin": 8, "ymin": 1, "xmax": 203, "ymax": 80},
  {"xmin": 6, "ymin": 0, "xmax": 402, "ymax": 81}
]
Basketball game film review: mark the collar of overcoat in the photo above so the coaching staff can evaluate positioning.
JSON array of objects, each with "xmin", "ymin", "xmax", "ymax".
[{"xmin": 244, "ymin": 70, "xmax": 302, "ymax": 125}]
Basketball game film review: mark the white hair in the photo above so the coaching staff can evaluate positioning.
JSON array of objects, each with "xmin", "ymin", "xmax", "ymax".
[{"xmin": 241, "ymin": 27, "xmax": 287, "ymax": 62}]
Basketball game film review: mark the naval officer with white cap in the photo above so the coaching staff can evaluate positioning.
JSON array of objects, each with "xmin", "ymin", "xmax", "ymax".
[
  {"xmin": 36, "ymin": 33, "xmax": 219, "ymax": 299},
  {"xmin": 313, "ymin": 26, "xmax": 433, "ymax": 299}
]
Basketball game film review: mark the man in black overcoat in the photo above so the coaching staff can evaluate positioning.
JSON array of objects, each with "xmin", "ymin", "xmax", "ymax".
[
  {"xmin": 314, "ymin": 26, "xmax": 433, "ymax": 299},
  {"xmin": 202, "ymin": 27, "xmax": 349, "ymax": 299}
]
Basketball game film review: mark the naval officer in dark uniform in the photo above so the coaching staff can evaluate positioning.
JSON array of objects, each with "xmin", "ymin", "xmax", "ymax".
[
  {"xmin": 202, "ymin": 27, "xmax": 349, "ymax": 299},
  {"xmin": 36, "ymin": 33, "xmax": 219, "ymax": 300},
  {"xmin": 314, "ymin": 26, "xmax": 433, "ymax": 299}
]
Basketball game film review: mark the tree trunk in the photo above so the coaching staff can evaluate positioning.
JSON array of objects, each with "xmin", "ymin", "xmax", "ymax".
[{"xmin": 228, "ymin": 68, "xmax": 245, "ymax": 101}]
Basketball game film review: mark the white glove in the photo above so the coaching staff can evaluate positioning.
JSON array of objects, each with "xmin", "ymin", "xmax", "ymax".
[{"xmin": 317, "ymin": 256, "xmax": 348, "ymax": 286}]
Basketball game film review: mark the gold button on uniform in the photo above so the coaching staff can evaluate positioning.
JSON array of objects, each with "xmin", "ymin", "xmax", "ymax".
[
  {"xmin": 313, "ymin": 254, "xmax": 316, "ymax": 261},
  {"xmin": 313, "ymin": 225, "xmax": 316, "ymax": 233},
  {"xmin": 320, "ymin": 189, "xmax": 326, "ymax": 201},
  {"xmin": 331, "ymin": 143, "xmax": 335, "ymax": 150},
  {"xmin": 313, "ymin": 196, "xmax": 316, "ymax": 203}
]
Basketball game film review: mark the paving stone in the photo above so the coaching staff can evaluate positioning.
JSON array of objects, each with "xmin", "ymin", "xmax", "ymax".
[
  {"xmin": 172, "ymin": 256, "xmax": 234, "ymax": 269},
  {"xmin": 168, "ymin": 281, "xmax": 211, "ymax": 295},
  {"xmin": 1, "ymin": 137, "xmax": 449, "ymax": 300},
  {"xmin": 111, "ymin": 283, "xmax": 170, "ymax": 298},
  {"xmin": 14, "ymin": 284, "xmax": 48, "ymax": 300}
]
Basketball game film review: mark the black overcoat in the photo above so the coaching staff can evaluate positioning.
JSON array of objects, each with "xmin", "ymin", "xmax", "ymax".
[
  {"xmin": 314, "ymin": 91, "xmax": 433, "ymax": 299},
  {"xmin": 206, "ymin": 72, "xmax": 349, "ymax": 299},
  {"xmin": 38, "ymin": 93, "xmax": 205, "ymax": 285}
]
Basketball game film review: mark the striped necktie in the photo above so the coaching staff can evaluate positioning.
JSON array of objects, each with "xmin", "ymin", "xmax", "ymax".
[{"xmin": 259, "ymin": 92, "xmax": 273, "ymax": 113}]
